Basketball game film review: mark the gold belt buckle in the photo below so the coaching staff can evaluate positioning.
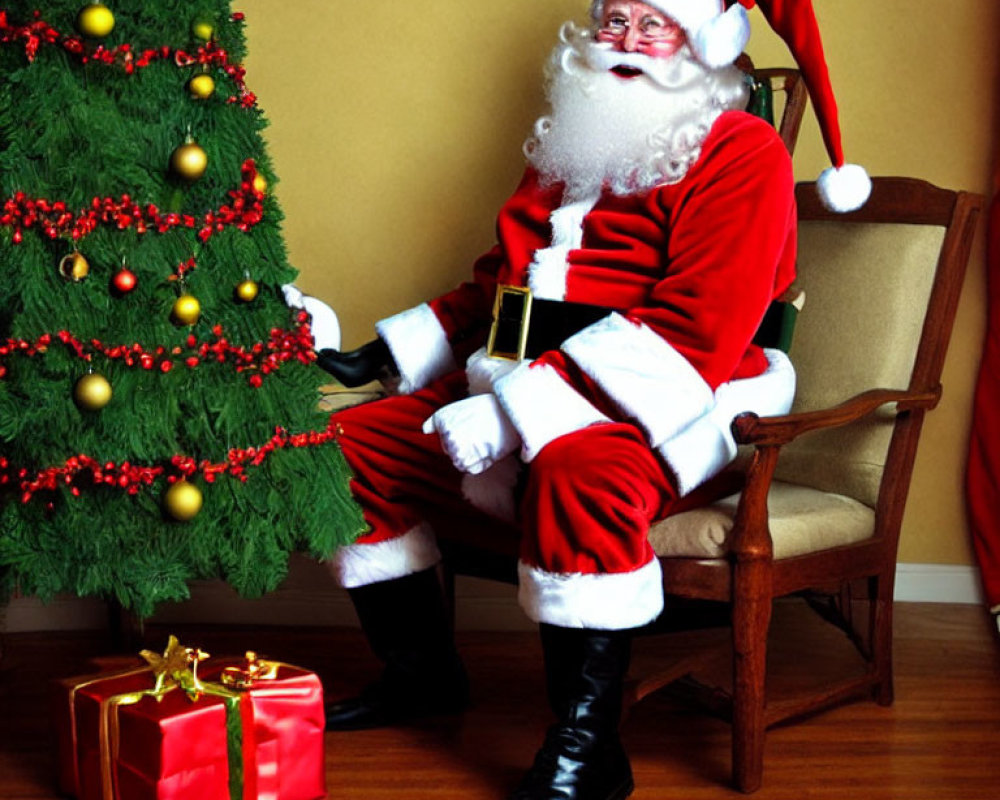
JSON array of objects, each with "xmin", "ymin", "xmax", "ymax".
[{"xmin": 486, "ymin": 285, "xmax": 533, "ymax": 361}]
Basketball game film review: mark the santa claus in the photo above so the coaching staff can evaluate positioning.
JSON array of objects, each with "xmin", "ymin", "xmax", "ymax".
[{"xmin": 300, "ymin": 1, "xmax": 868, "ymax": 798}]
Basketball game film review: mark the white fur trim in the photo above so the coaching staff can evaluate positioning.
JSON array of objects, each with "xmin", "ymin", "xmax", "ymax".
[
  {"xmin": 375, "ymin": 303, "xmax": 457, "ymax": 394},
  {"xmin": 460, "ymin": 455, "xmax": 522, "ymax": 524},
  {"xmin": 465, "ymin": 346, "xmax": 520, "ymax": 396},
  {"xmin": 527, "ymin": 246, "xmax": 572, "ymax": 301},
  {"xmin": 517, "ymin": 558, "xmax": 664, "ymax": 629},
  {"xmin": 817, "ymin": 164, "xmax": 872, "ymax": 213},
  {"xmin": 592, "ymin": 0, "xmax": 720, "ymax": 34},
  {"xmin": 658, "ymin": 348, "xmax": 796, "ymax": 495},
  {"xmin": 562, "ymin": 313, "xmax": 714, "ymax": 447},
  {"xmin": 493, "ymin": 362, "xmax": 611, "ymax": 462},
  {"xmin": 527, "ymin": 194, "xmax": 599, "ymax": 301},
  {"xmin": 330, "ymin": 522, "xmax": 441, "ymax": 588}
]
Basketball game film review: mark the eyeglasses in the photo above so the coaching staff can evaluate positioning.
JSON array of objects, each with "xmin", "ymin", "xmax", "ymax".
[{"xmin": 596, "ymin": 12, "xmax": 684, "ymax": 44}]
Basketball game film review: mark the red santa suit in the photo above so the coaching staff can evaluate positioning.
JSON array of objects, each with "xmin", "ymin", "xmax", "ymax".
[{"xmin": 332, "ymin": 109, "xmax": 797, "ymax": 630}]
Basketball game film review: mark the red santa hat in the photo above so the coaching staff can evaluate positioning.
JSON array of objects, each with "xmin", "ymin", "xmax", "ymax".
[{"xmin": 589, "ymin": 0, "xmax": 871, "ymax": 212}]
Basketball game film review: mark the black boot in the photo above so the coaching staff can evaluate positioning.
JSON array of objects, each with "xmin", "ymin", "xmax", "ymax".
[
  {"xmin": 325, "ymin": 568, "xmax": 469, "ymax": 730},
  {"xmin": 509, "ymin": 624, "xmax": 635, "ymax": 800}
]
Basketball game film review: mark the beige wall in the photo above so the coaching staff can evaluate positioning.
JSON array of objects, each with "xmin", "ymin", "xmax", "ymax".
[{"xmin": 240, "ymin": 0, "xmax": 999, "ymax": 568}]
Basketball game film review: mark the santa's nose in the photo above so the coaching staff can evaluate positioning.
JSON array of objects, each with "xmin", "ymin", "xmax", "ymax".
[{"xmin": 621, "ymin": 26, "xmax": 642, "ymax": 52}]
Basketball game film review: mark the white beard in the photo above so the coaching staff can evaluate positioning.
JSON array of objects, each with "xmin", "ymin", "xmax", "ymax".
[{"xmin": 524, "ymin": 23, "xmax": 748, "ymax": 201}]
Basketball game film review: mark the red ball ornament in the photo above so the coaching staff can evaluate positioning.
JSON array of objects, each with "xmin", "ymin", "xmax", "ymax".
[{"xmin": 111, "ymin": 268, "xmax": 137, "ymax": 294}]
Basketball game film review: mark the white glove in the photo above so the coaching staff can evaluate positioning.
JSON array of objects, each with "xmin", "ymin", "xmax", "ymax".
[
  {"xmin": 281, "ymin": 284, "xmax": 342, "ymax": 352},
  {"xmin": 465, "ymin": 346, "xmax": 520, "ymax": 395},
  {"xmin": 422, "ymin": 393, "xmax": 520, "ymax": 475}
]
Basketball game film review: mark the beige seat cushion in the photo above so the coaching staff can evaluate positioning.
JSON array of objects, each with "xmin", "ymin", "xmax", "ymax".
[{"xmin": 648, "ymin": 481, "xmax": 875, "ymax": 560}]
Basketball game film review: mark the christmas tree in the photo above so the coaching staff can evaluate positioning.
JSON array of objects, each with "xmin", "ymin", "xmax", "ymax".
[{"xmin": 0, "ymin": 1, "xmax": 365, "ymax": 617}]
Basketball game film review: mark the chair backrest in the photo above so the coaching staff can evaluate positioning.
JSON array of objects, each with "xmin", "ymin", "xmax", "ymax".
[
  {"xmin": 751, "ymin": 67, "xmax": 808, "ymax": 156},
  {"xmin": 773, "ymin": 179, "xmax": 981, "ymax": 511}
]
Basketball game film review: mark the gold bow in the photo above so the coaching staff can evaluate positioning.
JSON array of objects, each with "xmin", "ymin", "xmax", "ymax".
[
  {"xmin": 139, "ymin": 634, "xmax": 210, "ymax": 698},
  {"xmin": 220, "ymin": 650, "xmax": 281, "ymax": 690}
]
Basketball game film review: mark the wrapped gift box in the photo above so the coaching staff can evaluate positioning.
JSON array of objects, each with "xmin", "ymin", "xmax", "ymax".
[{"xmin": 53, "ymin": 640, "xmax": 326, "ymax": 800}]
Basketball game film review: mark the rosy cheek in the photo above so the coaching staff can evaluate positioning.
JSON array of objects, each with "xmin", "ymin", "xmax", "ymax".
[{"xmin": 639, "ymin": 36, "xmax": 684, "ymax": 59}]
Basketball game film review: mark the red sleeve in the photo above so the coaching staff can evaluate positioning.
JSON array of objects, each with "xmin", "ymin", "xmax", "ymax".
[{"xmin": 632, "ymin": 112, "xmax": 796, "ymax": 388}]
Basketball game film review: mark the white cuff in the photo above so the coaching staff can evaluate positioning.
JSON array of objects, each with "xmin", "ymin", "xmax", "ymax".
[
  {"xmin": 562, "ymin": 313, "xmax": 713, "ymax": 447},
  {"xmin": 658, "ymin": 348, "xmax": 796, "ymax": 495},
  {"xmin": 493, "ymin": 362, "xmax": 610, "ymax": 463},
  {"xmin": 329, "ymin": 522, "xmax": 441, "ymax": 588},
  {"xmin": 375, "ymin": 303, "xmax": 456, "ymax": 393},
  {"xmin": 517, "ymin": 559, "xmax": 664, "ymax": 629}
]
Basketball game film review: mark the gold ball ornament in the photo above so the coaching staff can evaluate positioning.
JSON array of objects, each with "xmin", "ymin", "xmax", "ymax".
[
  {"xmin": 191, "ymin": 18, "xmax": 215, "ymax": 41},
  {"xmin": 171, "ymin": 294, "xmax": 201, "ymax": 325},
  {"xmin": 251, "ymin": 174, "xmax": 267, "ymax": 194},
  {"xmin": 187, "ymin": 73, "xmax": 215, "ymax": 100},
  {"xmin": 170, "ymin": 138, "xmax": 208, "ymax": 181},
  {"xmin": 164, "ymin": 480, "xmax": 203, "ymax": 522},
  {"xmin": 59, "ymin": 251, "xmax": 90, "ymax": 282},
  {"xmin": 73, "ymin": 372, "xmax": 113, "ymax": 411},
  {"xmin": 235, "ymin": 278, "xmax": 259, "ymax": 303},
  {"xmin": 76, "ymin": 3, "xmax": 115, "ymax": 38}
]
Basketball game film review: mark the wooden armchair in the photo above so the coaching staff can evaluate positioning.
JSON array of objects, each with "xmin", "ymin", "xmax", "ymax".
[
  {"xmin": 638, "ymin": 177, "xmax": 983, "ymax": 792},
  {"xmin": 439, "ymin": 176, "xmax": 982, "ymax": 793}
]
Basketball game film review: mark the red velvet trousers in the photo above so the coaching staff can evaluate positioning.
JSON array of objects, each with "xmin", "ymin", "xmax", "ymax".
[{"xmin": 332, "ymin": 371, "xmax": 679, "ymax": 628}]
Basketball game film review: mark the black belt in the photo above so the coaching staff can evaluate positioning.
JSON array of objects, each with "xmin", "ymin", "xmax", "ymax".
[{"xmin": 486, "ymin": 285, "xmax": 612, "ymax": 361}]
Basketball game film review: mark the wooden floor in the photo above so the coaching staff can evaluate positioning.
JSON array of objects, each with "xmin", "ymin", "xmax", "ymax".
[{"xmin": 1, "ymin": 601, "xmax": 998, "ymax": 799}]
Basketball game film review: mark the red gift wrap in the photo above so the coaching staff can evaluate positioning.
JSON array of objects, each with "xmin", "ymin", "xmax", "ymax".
[{"xmin": 53, "ymin": 640, "xmax": 326, "ymax": 800}]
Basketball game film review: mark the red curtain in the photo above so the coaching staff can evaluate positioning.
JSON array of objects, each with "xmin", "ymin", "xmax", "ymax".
[{"xmin": 967, "ymin": 173, "xmax": 1000, "ymax": 613}]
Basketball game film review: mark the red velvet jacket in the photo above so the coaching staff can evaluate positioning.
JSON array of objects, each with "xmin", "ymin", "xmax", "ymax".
[{"xmin": 429, "ymin": 109, "xmax": 796, "ymax": 391}]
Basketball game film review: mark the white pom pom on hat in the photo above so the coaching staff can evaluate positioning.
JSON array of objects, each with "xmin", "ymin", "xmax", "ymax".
[{"xmin": 589, "ymin": 0, "xmax": 870, "ymax": 212}]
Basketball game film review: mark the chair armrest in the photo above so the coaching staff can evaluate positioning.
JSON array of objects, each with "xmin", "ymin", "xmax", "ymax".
[{"xmin": 731, "ymin": 386, "xmax": 942, "ymax": 447}]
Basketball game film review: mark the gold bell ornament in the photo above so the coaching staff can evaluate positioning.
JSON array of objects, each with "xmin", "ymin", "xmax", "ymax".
[
  {"xmin": 251, "ymin": 173, "xmax": 268, "ymax": 195},
  {"xmin": 59, "ymin": 250, "xmax": 90, "ymax": 282},
  {"xmin": 73, "ymin": 371, "xmax": 113, "ymax": 411},
  {"xmin": 191, "ymin": 17, "xmax": 215, "ymax": 41},
  {"xmin": 76, "ymin": 2, "xmax": 115, "ymax": 38},
  {"xmin": 170, "ymin": 134, "xmax": 208, "ymax": 181},
  {"xmin": 187, "ymin": 72, "xmax": 215, "ymax": 100},
  {"xmin": 171, "ymin": 293, "xmax": 201, "ymax": 326},
  {"xmin": 163, "ymin": 479, "xmax": 203, "ymax": 521},
  {"xmin": 235, "ymin": 276, "xmax": 259, "ymax": 303}
]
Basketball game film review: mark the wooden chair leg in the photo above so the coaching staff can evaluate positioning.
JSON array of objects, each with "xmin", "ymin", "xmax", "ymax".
[
  {"xmin": 731, "ymin": 585, "xmax": 773, "ymax": 793},
  {"xmin": 870, "ymin": 572, "xmax": 895, "ymax": 706}
]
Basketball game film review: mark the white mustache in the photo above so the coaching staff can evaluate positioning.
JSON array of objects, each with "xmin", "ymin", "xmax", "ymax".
[{"xmin": 578, "ymin": 42, "xmax": 692, "ymax": 88}]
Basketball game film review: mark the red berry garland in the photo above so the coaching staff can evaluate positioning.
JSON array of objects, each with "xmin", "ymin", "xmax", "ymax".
[
  {"xmin": 2, "ymin": 159, "xmax": 266, "ymax": 244},
  {"xmin": 0, "ymin": 417, "xmax": 344, "ymax": 505},
  {"xmin": 0, "ymin": 312, "xmax": 319, "ymax": 384},
  {"xmin": 0, "ymin": 10, "xmax": 256, "ymax": 106}
]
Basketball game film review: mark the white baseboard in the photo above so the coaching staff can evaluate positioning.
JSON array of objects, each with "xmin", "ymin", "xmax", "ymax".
[
  {"xmin": 893, "ymin": 563, "xmax": 984, "ymax": 605},
  {"xmin": 1, "ymin": 562, "xmax": 984, "ymax": 633}
]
